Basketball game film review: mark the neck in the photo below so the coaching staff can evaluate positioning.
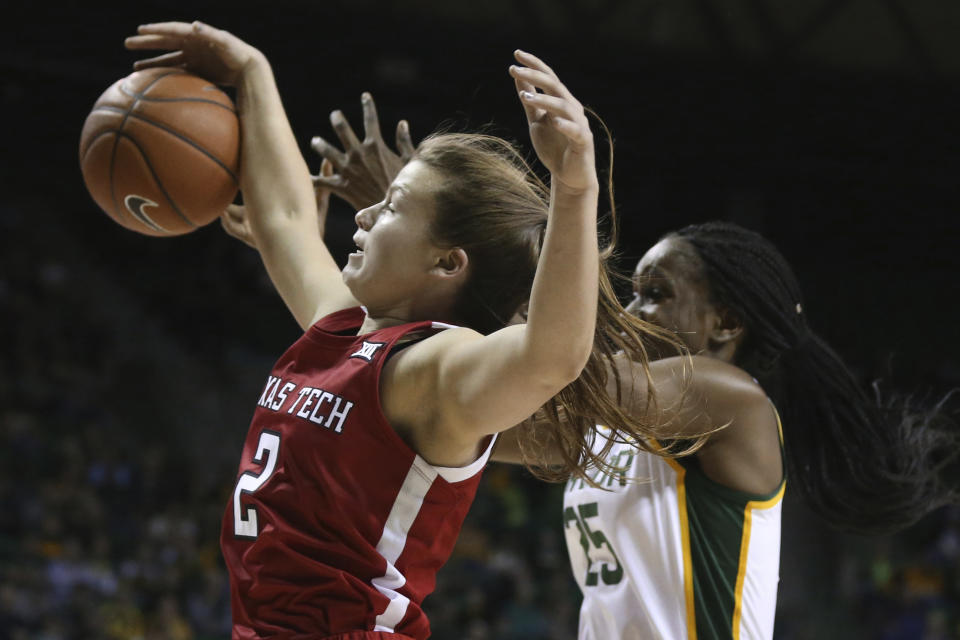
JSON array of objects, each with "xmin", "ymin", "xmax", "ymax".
[
  {"xmin": 702, "ymin": 340, "xmax": 739, "ymax": 364},
  {"xmin": 357, "ymin": 305, "xmax": 458, "ymax": 335},
  {"xmin": 357, "ymin": 313, "xmax": 413, "ymax": 335}
]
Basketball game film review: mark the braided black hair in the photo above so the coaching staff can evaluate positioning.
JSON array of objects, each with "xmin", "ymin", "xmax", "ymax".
[{"xmin": 671, "ymin": 221, "xmax": 959, "ymax": 535}]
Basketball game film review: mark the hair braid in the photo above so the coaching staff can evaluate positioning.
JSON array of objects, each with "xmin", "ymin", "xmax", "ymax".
[{"xmin": 672, "ymin": 221, "xmax": 959, "ymax": 534}]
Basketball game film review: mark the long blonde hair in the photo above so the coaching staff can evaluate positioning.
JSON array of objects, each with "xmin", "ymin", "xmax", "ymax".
[{"xmin": 416, "ymin": 131, "xmax": 697, "ymax": 483}]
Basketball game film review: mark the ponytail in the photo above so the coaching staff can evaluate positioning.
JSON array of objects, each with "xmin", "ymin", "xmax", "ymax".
[
  {"xmin": 775, "ymin": 331, "xmax": 958, "ymax": 534},
  {"xmin": 676, "ymin": 221, "xmax": 959, "ymax": 534}
]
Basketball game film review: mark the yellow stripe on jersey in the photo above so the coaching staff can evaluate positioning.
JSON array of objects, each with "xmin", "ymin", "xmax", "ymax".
[
  {"xmin": 731, "ymin": 482, "xmax": 786, "ymax": 639},
  {"xmin": 665, "ymin": 456, "xmax": 698, "ymax": 640},
  {"xmin": 732, "ymin": 402, "xmax": 786, "ymax": 638}
]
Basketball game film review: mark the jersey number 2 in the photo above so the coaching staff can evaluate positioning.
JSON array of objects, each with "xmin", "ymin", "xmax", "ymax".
[{"xmin": 233, "ymin": 430, "xmax": 281, "ymax": 539}]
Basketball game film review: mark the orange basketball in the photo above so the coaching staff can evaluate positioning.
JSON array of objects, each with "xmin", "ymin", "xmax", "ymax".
[{"xmin": 79, "ymin": 67, "xmax": 240, "ymax": 236}]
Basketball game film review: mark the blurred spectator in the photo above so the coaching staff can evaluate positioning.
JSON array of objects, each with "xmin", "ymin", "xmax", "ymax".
[{"xmin": 2, "ymin": 201, "xmax": 958, "ymax": 639}]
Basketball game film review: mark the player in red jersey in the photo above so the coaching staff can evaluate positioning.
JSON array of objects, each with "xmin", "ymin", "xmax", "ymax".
[{"xmin": 125, "ymin": 21, "xmax": 674, "ymax": 640}]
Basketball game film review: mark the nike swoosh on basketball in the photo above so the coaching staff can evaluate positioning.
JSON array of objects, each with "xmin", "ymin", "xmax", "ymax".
[{"xmin": 123, "ymin": 194, "xmax": 168, "ymax": 233}]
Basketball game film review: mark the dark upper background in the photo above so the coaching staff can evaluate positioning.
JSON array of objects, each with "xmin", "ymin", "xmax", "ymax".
[{"xmin": 4, "ymin": 0, "xmax": 959, "ymax": 386}]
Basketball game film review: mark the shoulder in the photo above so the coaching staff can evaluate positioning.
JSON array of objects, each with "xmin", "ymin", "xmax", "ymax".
[
  {"xmin": 615, "ymin": 354, "xmax": 768, "ymax": 421},
  {"xmin": 649, "ymin": 354, "xmax": 759, "ymax": 388},
  {"xmin": 666, "ymin": 356, "xmax": 782, "ymax": 495},
  {"xmin": 377, "ymin": 325, "xmax": 488, "ymax": 413},
  {"xmin": 383, "ymin": 326, "xmax": 485, "ymax": 375},
  {"xmin": 378, "ymin": 326, "xmax": 491, "ymax": 465},
  {"xmin": 380, "ymin": 325, "xmax": 483, "ymax": 398},
  {"xmin": 627, "ymin": 354, "xmax": 781, "ymax": 493},
  {"xmin": 646, "ymin": 354, "xmax": 769, "ymax": 415}
]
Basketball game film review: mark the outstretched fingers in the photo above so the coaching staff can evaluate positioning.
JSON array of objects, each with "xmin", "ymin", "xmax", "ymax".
[
  {"xmin": 330, "ymin": 110, "xmax": 362, "ymax": 153},
  {"xmin": 136, "ymin": 21, "xmax": 202, "ymax": 36},
  {"xmin": 509, "ymin": 49, "xmax": 595, "ymax": 190},
  {"xmin": 124, "ymin": 30, "xmax": 187, "ymax": 69},
  {"xmin": 130, "ymin": 51, "xmax": 186, "ymax": 70},
  {"xmin": 511, "ymin": 72, "xmax": 542, "ymax": 122},
  {"xmin": 518, "ymin": 91, "xmax": 582, "ymax": 127},
  {"xmin": 315, "ymin": 158, "xmax": 334, "ymax": 209},
  {"xmin": 311, "ymin": 172, "xmax": 347, "ymax": 190},
  {"xmin": 137, "ymin": 20, "xmax": 226, "ymax": 42},
  {"xmin": 510, "ymin": 60, "xmax": 572, "ymax": 100},
  {"xmin": 396, "ymin": 120, "xmax": 415, "ymax": 160},
  {"xmin": 312, "ymin": 151, "xmax": 347, "ymax": 190},
  {"xmin": 308, "ymin": 93, "xmax": 411, "ymax": 210},
  {"xmin": 311, "ymin": 136, "xmax": 348, "ymax": 171},
  {"xmin": 511, "ymin": 63, "xmax": 587, "ymax": 146},
  {"xmin": 124, "ymin": 33, "xmax": 180, "ymax": 51},
  {"xmin": 509, "ymin": 50, "xmax": 586, "ymax": 131},
  {"xmin": 361, "ymin": 93, "xmax": 386, "ymax": 144},
  {"xmin": 124, "ymin": 21, "xmax": 208, "ymax": 50},
  {"xmin": 513, "ymin": 49, "xmax": 557, "ymax": 79}
]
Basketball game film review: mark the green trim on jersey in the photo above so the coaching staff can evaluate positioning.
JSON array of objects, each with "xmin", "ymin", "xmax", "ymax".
[
  {"xmin": 672, "ymin": 403, "xmax": 786, "ymax": 640},
  {"xmin": 676, "ymin": 459, "xmax": 781, "ymax": 638}
]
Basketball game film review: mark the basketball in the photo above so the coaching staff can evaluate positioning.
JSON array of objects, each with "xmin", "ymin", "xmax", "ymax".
[{"xmin": 79, "ymin": 67, "xmax": 240, "ymax": 236}]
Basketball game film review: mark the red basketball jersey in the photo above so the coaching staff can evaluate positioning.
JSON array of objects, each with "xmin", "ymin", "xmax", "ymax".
[{"xmin": 220, "ymin": 307, "xmax": 495, "ymax": 639}]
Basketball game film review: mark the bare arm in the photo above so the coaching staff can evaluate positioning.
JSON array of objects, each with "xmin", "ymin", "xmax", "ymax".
[
  {"xmin": 233, "ymin": 57, "xmax": 359, "ymax": 328},
  {"xmin": 617, "ymin": 354, "xmax": 783, "ymax": 493},
  {"xmin": 492, "ymin": 354, "xmax": 783, "ymax": 494},
  {"xmin": 127, "ymin": 22, "xmax": 358, "ymax": 330},
  {"xmin": 382, "ymin": 51, "xmax": 599, "ymax": 466}
]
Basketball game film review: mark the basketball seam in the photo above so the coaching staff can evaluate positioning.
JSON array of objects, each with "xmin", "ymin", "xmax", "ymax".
[
  {"xmin": 118, "ymin": 80, "xmax": 237, "ymax": 114},
  {"xmin": 110, "ymin": 69, "xmax": 185, "ymax": 229},
  {"xmin": 114, "ymin": 131, "xmax": 198, "ymax": 229},
  {"xmin": 91, "ymin": 105, "xmax": 238, "ymax": 183},
  {"xmin": 80, "ymin": 129, "xmax": 117, "ymax": 164}
]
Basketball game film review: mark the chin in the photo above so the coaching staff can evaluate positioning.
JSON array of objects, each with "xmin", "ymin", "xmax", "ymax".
[{"xmin": 341, "ymin": 268, "xmax": 361, "ymax": 293}]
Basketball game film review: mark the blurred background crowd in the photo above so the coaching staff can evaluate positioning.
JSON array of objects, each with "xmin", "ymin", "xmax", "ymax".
[{"xmin": 3, "ymin": 0, "xmax": 960, "ymax": 637}]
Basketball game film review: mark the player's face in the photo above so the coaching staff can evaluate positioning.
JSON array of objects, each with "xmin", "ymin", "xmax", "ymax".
[
  {"xmin": 342, "ymin": 160, "xmax": 450, "ymax": 316},
  {"xmin": 625, "ymin": 237, "xmax": 718, "ymax": 355}
]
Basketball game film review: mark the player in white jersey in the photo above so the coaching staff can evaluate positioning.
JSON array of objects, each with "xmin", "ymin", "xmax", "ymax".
[
  {"xmin": 561, "ymin": 419, "xmax": 783, "ymax": 640},
  {"xmin": 559, "ymin": 227, "xmax": 787, "ymax": 640},
  {"xmin": 500, "ymin": 221, "xmax": 959, "ymax": 639}
]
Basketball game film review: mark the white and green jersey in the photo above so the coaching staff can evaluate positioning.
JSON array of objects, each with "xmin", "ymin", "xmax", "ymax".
[{"xmin": 563, "ymin": 420, "xmax": 785, "ymax": 640}]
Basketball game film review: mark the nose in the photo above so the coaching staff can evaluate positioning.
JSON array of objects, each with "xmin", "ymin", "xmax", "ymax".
[
  {"xmin": 355, "ymin": 205, "xmax": 375, "ymax": 230},
  {"xmin": 626, "ymin": 297, "xmax": 657, "ymax": 325}
]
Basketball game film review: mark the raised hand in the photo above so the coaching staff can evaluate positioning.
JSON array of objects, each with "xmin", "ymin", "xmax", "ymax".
[
  {"xmin": 508, "ymin": 51, "xmax": 597, "ymax": 193},
  {"xmin": 124, "ymin": 21, "xmax": 263, "ymax": 86},
  {"xmin": 310, "ymin": 92, "xmax": 416, "ymax": 211},
  {"xmin": 221, "ymin": 159, "xmax": 336, "ymax": 249}
]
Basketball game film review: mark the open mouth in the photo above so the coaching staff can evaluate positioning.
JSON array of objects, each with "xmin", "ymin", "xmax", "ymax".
[{"xmin": 351, "ymin": 233, "xmax": 365, "ymax": 256}]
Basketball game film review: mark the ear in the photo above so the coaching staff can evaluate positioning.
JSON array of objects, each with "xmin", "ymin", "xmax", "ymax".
[
  {"xmin": 431, "ymin": 247, "xmax": 469, "ymax": 280},
  {"xmin": 708, "ymin": 307, "xmax": 745, "ymax": 345}
]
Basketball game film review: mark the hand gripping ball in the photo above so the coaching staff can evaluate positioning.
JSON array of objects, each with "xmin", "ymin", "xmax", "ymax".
[{"xmin": 79, "ymin": 67, "xmax": 240, "ymax": 236}]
